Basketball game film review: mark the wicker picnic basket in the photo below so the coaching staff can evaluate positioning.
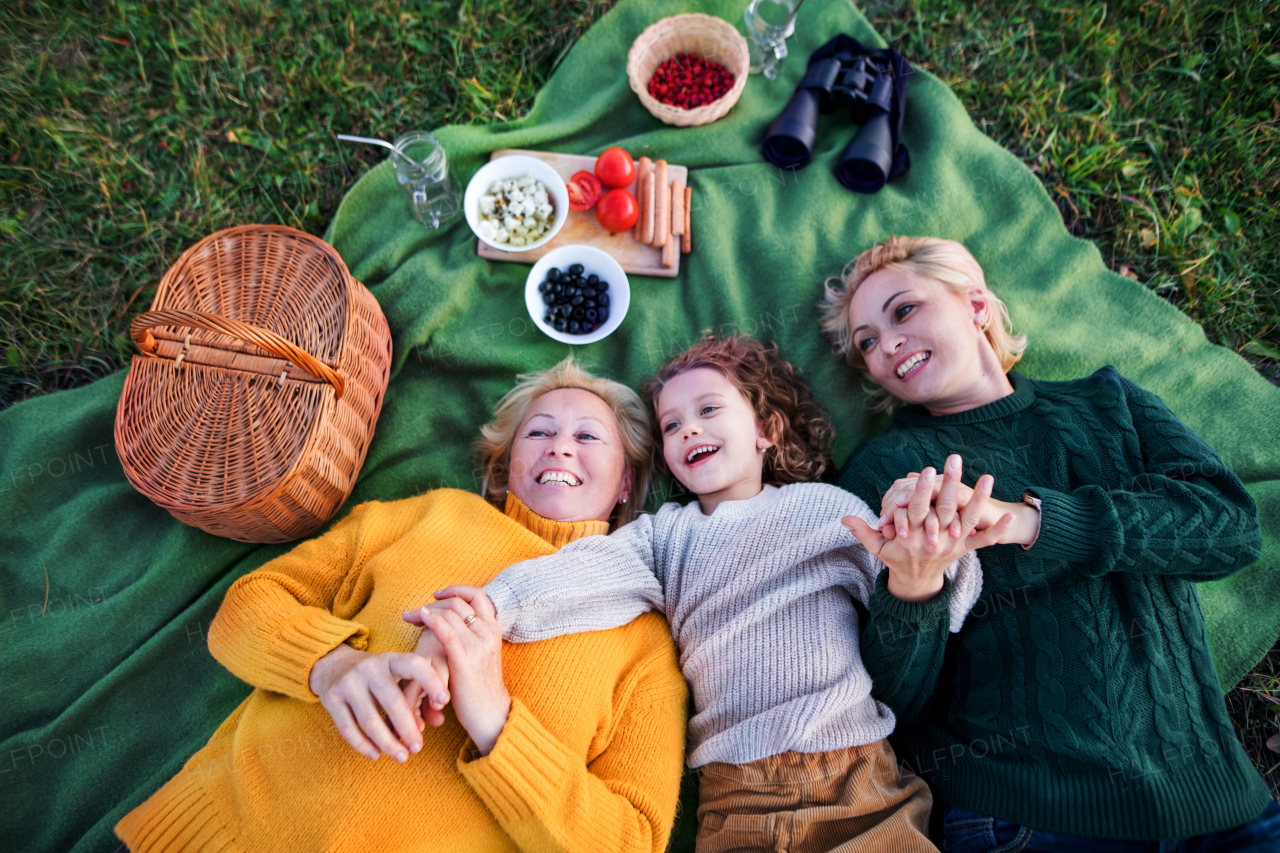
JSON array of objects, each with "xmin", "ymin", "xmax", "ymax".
[{"xmin": 114, "ymin": 224, "xmax": 392, "ymax": 543}]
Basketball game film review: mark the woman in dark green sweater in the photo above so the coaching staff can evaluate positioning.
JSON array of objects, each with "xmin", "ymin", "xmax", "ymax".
[{"xmin": 819, "ymin": 236, "xmax": 1279, "ymax": 852}]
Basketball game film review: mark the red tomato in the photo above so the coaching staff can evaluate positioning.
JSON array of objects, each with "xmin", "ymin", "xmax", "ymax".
[
  {"xmin": 567, "ymin": 170, "xmax": 602, "ymax": 211},
  {"xmin": 594, "ymin": 147, "xmax": 636, "ymax": 189},
  {"xmin": 595, "ymin": 188, "xmax": 639, "ymax": 233}
]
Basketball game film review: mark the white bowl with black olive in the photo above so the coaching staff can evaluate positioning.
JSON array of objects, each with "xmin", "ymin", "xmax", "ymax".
[{"xmin": 525, "ymin": 245, "xmax": 630, "ymax": 345}]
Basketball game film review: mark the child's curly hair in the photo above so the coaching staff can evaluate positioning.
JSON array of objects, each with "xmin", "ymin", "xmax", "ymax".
[{"xmin": 641, "ymin": 334, "xmax": 833, "ymax": 485}]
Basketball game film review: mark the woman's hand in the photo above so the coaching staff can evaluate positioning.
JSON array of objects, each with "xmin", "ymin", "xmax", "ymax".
[
  {"xmin": 308, "ymin": 644, "xmax": 447, "ymax": 763},
  {"xmin": 417, "ymin": 590, "xmax": 512, "ymax": 756},
  {"xmin": 845, "ymin": 459, "xmax": 1013, "ymax": 602}
]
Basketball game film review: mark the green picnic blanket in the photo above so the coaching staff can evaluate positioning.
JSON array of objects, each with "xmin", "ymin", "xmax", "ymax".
[{"xmin": 3, "ymin": 0, "xmax": 1278, "ymax": 850}]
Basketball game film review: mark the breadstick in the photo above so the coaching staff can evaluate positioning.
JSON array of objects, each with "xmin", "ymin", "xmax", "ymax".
[
  {"xmin": 654, "ymin": 159, "xmax": 669, "ymax": 247},
  {"xmin": 641, "ymin": 171, "xmax": 655, "ymax": 245},
  {"xmin": 633, "ymin": 157, "xmax": 652, "ymax": 241},
  {"xmin": 670, "ymin": 178, "xmax": 685, "ymax": 237},
  {"xmin": 682, "ymin": 186, "xmax": 692, "ymax": 254},
  {"xmin": 662, "ymin": 232, "xmax": 675, "ymax": 268}
]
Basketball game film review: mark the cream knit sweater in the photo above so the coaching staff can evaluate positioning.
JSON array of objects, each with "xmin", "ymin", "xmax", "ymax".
[{"xmin": 485, "ymin": 483, "xmax": 982, "ymax": 768}]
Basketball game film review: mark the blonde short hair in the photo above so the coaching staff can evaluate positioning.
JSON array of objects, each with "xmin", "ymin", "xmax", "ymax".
[
  {"xmin": 818, "ymin": 236, "xmax": 1027, "ymax": 411},
  {"xmin": 476, "ymin": 356, "xmax": 652, "ymax": 528}
]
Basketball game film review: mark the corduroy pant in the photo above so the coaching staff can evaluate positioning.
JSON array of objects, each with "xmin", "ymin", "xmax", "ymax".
[{"xmin": 695, "ymin": 739, "xmax": 937, "ymax": 853}]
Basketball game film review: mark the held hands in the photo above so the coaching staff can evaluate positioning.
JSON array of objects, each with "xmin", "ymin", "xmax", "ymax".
[
  {"xmin": 308, "ymin": 644, "xmax": 448, "ymax": 763},
  {"xmin": 400, "ymin": 590, "xmax": 477, "ymax": 729},
  {"xmin": 843, "ymin": 455, "xmax": 1014, "ymax": 602},
  {"xmin": 402, "ymin": 587, "xmax": 511, "ymax": 756},
  {"xmin": 879, "ymin": 455, "xmax": 1041, "ymax": 547}
]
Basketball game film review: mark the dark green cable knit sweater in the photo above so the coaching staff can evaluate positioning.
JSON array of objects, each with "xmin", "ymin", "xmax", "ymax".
[{"xmin": 840, "ymin": 367, "xmax": 1270, "ymax": 841}]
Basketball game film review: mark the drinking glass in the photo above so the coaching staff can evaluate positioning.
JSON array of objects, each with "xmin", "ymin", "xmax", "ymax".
[
  {"xmin": 743, "ymin": 0, "xmax": 799, "ymax": 80},
  {"xmin": 393, "ymin": 131, "xmax": 459, "ymax": 229}
]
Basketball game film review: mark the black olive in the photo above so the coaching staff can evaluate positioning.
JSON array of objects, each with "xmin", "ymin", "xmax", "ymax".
[
  {"xmin": 573, "ymin": 307, "xmax": 585, "ymax": 320},
  {"xmin": 560, "ymin": 304, "xmax": 573, "ymax": 316},
  {"xmin": 554, "ymin": 318, "xmax": 568, "ymax": 332},
  {"xmin": 542, "ymin": 291, "xmax": 555, "ymax": 305},
  {"xmin": 568, "ymin": 320, "xmax": 581, "ymax": 334},
  {"xmin": 585, "ymin": 298, "xmax": 597, "ymax": 309},
  {"xmin": 538, "ymin": 281, "xmax": 550, "ymax": 293},
  {"xmin": 597, "ymin": 307, "xmax": 609, "ymax": 324},
  {"xmin": 567, "ymin": 263, "xmax": 582, "ymax": 276},
  {"xmin": 586, "ymin": 308, "xmax": 598, "ymax": 322},
  {"xmin": 597, "ymin": 293, "xmax": 610, "ymax": 307},
  {"xmin": 587, "ymin": 274, "xmax": 599, "ymax": 285},
  {"xmin": 571, "ymin": 295, "xmax": 584, "ymax": 306},
  {"xmin": 548, "ymin": 267, "xmax": 561, "ymax": 282},
  {"xmin": 544, "ymin": 310, "xmax": 554, "ymax": 323}
]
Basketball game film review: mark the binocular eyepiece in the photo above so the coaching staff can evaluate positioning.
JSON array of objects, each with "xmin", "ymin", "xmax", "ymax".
[{"xmin": 763, "ymin": 39, "xmax": 910, "ymax": 193}]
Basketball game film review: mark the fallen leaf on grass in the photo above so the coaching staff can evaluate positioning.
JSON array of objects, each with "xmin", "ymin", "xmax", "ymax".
[
  {"xmin": 1180, "ymin": 270, "xmax": 1197, "ymax": 296},
  {"xmin": 1266, "ymin": 732, "xmax": 1280, "ymax": 754},
  {"xmin": 226, "ymin": 127, "xmax": 273, "ymax": 152}
]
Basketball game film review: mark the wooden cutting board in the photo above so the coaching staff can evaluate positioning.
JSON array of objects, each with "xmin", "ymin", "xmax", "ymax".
[{"xmin": 475, "ymin": 148, "xmax": 687, "ymax": 278}]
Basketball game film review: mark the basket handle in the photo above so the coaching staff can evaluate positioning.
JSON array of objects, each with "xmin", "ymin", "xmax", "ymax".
[{"xmin": 131, "ymin": 309, "xmax": 345, "ymax": 400}]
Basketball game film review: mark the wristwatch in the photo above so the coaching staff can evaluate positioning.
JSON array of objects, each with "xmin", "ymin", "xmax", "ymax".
[{"xmin": 1021, "ymin": 492, "xmax": 1043, "ymax": 550}]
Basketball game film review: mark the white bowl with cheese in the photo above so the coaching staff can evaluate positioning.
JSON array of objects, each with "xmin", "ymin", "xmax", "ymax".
[{"xmin": 464, "ymin": 155, "xmax": 569, "ymax": 252}]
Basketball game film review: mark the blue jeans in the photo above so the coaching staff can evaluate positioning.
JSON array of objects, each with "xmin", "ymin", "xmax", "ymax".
[{"xmin": 942, "ymin": 801, "xmax": 1280, "ymax": 853}]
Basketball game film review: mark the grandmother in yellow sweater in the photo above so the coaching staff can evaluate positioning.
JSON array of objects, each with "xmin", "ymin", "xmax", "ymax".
[{"xmin": 115, "ymin": 357, "xmax": 689, "ymax": 853}]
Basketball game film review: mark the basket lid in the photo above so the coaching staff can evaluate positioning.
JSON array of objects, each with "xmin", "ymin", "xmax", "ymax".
[
  {"xmin": 116, "ymin": 225, "xmax": 355, "ymax": 512},
  {"xmin": 149, "ymin": 225, "xmax": 350, "ymax": 364}
]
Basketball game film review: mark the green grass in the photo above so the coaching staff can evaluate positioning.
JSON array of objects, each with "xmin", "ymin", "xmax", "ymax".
[
  {"xmin": 1, "ymin": 0, "xmax": 1277, "ymax": 799},
  {"xmin": 871, "ymin": 0, "xmax": 1280, "ymax": 374},
  {"xmin": 0, "ymin": 0, "xmax": 616, "ymax": 401}
]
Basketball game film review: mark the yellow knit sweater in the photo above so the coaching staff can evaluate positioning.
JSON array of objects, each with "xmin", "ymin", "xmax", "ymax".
[{"xmin": 115, "ymin": 489, "xmax": 688, "ymax": 853}]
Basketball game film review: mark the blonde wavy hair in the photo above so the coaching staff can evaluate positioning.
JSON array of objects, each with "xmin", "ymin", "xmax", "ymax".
[
  {"xmin": 818, "ymin": 236, "xmax": 1026, "ymax": 411},
  {"xmin": 476, "ymin": 356, "xmax": 652, "ymax": 528}
]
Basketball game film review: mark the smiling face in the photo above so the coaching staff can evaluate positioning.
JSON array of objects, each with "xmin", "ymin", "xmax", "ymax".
[
  {"xmin": 507, "ymin": 388, "xmax": 633, "ymax": 523},
  {"xmin": 847, "ymin": 267, "xmax": 1012, "ymax": 416},
  {"xmin": 656, "ymin": 367, "xmax": 772, "ymax": 515}
]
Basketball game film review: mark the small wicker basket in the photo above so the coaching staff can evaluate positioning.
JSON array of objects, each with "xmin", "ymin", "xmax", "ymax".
[
  {"xmin": 627, "ymin": 14, "xmax": 750, "ymax": 127},
  {"xmin": 114, "ymin": 225, "xmax": 392, "ymax": 544}
]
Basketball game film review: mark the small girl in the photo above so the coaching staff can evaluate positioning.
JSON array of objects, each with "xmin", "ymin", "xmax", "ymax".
[{"xmin": 412, "ymin": 336, "xmax": 1010, "ymax": 852}]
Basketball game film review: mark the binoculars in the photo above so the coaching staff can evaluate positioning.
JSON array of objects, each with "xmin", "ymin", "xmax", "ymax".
[{"xmin": 763, "ymin": 38, "xmax": 911, "ymax": 193}]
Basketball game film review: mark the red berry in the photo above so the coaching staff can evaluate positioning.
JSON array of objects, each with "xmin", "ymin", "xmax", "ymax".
[{"xmin": 647, "ymin": 52, "xmax": 734, "ymax": 109}]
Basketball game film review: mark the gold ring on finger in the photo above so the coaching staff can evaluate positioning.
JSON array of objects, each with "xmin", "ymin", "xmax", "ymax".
[{"xmin": 463, "ymin": 614, "xmax": 477, "ymax": 627}]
